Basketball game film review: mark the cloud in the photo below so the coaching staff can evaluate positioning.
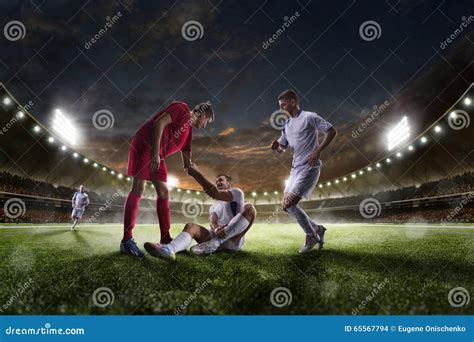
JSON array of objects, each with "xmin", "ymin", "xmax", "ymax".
[{"xmin": 218, "ymin": 127, "xmax": 236, "ymax": 136}]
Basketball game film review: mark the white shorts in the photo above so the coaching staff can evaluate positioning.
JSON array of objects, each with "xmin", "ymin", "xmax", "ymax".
[
  {"xmin": 71, "ymin": 208, "xmax": 85, "ymax": 219},
  {"xmin": 284, "ymin": 162, "xmax": 321, "ymax": 199},
  {"xmin": 209, "ymin": 229, "xmax": 245, "ymax": 252}
]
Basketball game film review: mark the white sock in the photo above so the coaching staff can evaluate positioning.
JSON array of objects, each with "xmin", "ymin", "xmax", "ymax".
[
  {"xmin": 287, "ymin": 205, "xmax": 316, "ymax": 236},
  {"xmin": 169, "ymin": 231, "xmax": 192, "ymax": 253},
  {"xmin": 219, "ymin": 213, "xmax": 250, "ymax": 243}
]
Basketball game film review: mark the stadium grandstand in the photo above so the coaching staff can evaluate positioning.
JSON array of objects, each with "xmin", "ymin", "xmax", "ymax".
[{"xmin": 0, "ymin": 82, "xmax": 472, "ymax": 226}]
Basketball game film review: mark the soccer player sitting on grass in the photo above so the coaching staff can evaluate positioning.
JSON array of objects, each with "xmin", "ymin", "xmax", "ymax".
[
  {"xmin": 144, "ymin": 168, "xmax": 256, "ymax": 261},
  {"xmin": 71, "ymin": 185, "xmax": 89, "ymax": 231},
  {"xmin": 271, "ymin": 89, "xmax": 336, "ymax": 253}
]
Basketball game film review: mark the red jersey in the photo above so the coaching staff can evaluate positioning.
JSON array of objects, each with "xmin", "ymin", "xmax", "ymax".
[{"xmin": 135, "ymin": 101, "xmax": 192, "ymax": 158}]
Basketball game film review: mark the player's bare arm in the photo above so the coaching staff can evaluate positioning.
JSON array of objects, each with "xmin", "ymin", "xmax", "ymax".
[
  {"xmin": 187, "ymin": 166, "xmax": 233, "ymax": 202},
  {"xmin": 270, "ymin": 140, "xmax": 285, "ymax": 153},
  {"xmin": 209, "ymin": 212, "xmax": 219, "ymax": 230},
  {"xmin": 150, "ymin": 112, "xmax": 172, "ymax": 172},
  {"xmin": 308, "ymin": 127, "xmax": 337, "ymax": 166},
  {"xmin": 181, "ymin": 150, "xmax": 192, "ymax": 170}
]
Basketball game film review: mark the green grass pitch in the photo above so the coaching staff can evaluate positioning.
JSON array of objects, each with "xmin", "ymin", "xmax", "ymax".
[{"xmin": 0, "ymin": 223, "xmax": 472, "ymax": 315}]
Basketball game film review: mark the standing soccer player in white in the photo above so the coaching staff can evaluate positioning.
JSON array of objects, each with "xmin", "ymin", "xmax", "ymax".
[
  {"xmin": 71, "ymin": 185, "xmax": 89, "ymax": 230},
  {"xmin": 271, "ymin": 89, "xmax": 336, "ymax": 253},
  {"xmin": 144, "ymin": 170, "xmax": 256, "ymax": 261}
]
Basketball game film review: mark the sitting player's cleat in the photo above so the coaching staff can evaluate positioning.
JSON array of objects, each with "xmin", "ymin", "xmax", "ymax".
[
  {"xmin": 144, "ymin": 242, "xmax": 176, "ymax": 262},
  {"xmin": 120, "ymin": 238, "xmax": 144, "ymax": 257},
  {"xmin": 316, "ymin": 225, "xmax": 327, "ymax": 250},
  {"xmin": 190, "ymin": 239, "xmax": 221, "ymax": 256},
  {"xmin": 299, "ymin": 234, "xmax": 318, "ymax": 253}
]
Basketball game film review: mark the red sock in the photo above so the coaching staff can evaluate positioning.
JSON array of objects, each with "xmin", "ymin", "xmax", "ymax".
[
  {"xmin": 156, "ymin": 197, "xmax": 172, "ymax": 244},
  {"xmin": 122, "ymin": 191, "xmax": 142, "ymax": 242}
]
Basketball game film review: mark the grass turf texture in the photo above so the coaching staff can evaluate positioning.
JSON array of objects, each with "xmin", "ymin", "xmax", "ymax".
[{"xmin": 0, "ymin": 223, "xmax": 472, "ymax": 315}]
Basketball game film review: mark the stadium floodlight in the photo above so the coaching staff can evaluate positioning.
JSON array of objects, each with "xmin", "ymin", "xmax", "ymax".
[
  {"xmin": 434, "ymin": 125, "xmax": 441, "ymax": 133},
  {"xmin": 335, "ymin": 179, "xmax": 339, "ymax": 184},
  {"xmin": 52, "ymin": 108, "xmax": 79, "ymax": 146},
  {"xmin": 367, "ymin": 166, "xmax": 372, "ymax": 171},
  {"xmin": 151, "ymin": 184, "xmax": 154, "ymax": 188},
  {"xmin": 102, "ymin": 166, "xmax": 107, "ymax": 171},
  {"xmin": 327, "ymin": 182, "xmax": 331, "ymax": 186},
  {"xmin": 387, "ymin": 116, "xmax": 410, "ymax": 151},
  {"xmin": 274, "ymin": 191, "xmax": 278, "ymax": 195},
  {"xmin": 408, "ymin": 145, "xmax": 414, "ymax": 151},
  {"xmin": 93, "ymin": 163, "xmax": 98, "ymax": 167},
  {"xmin": 318, "ymin": 184, "xmax": 323, "ymax": 188},
  {"xmin": 359, "ymin": 170, "xmax": 363, "ymax": 175},
  {"xmin": 343, "ymin": 177, "xmax": 348, "ymax": 181},
  {"xmin": 420, "ymin": 136, "xmax": 428, "ymax": 144},
  {"xmin": 186, "ymin": 190, "xmax": 191, "ymax": 194},
  {"xmin": 61, "ymin": 145, "xmax": 67, "ymax": 151},
  {"xmin": 264, "ymin": 191, "xmax": 268, "ymax": 196},
  {"xmin": 118, "ymin": 174, "xmax": 123, "ymax": 179},
  {"xmin": 126, "ymin": 177, "xmax": 131, "ymax": 181},
  {"xmin": 83, "ymin": 158, "xmax": 89, "ymax": 163},
  {"xmin": 111, "ymin": 171, "xmax": 115, "ymax": 175},
  {"xmin": 252, "ymin": 192, "xmax": 257, "ymax": 197},
  {"xmin": 386, "ymin": 158, "xmax": 391, "ymax": 163},
  {"xmin": 196, "ymin": 191, "xmax": 200, "ymax": 195},
  {"xmin": 396, "ymin": 152, "xmax": 402, "ymax": 158},
  {"xmin": 177, "ymin": 189, "xmax": 181, "ymax": 192},
  {"xmin": 48, "ymin": 136, "xmax": 55, "ymax": 143},
  {"xmin": 351, "ymin": 174, "xmax": 356, "ymax": 179},
  {"xmin": 2, "ymin": 96, "xmax": 12, "ymax": 106},
  {"xmin": 167, "ymin": 176, "xmax": 178, "ymax": 188},
  {"xmin": 33, "ymin": 125, "xmax": 41, "ymax": 133},
  {"xmin": 16, "ymin": 111, "xmax": 25, "ymax": 119},
  {"xmin": 464, "ymin": 97, "xmax": 471, "ymax": 106},
  {"xmin": 73, "ymin": 152, "xmax": 79, "ymax": 158},
  {"xmin": 376, "ymin": 162, "xmax": 381, "ymax": 168}
]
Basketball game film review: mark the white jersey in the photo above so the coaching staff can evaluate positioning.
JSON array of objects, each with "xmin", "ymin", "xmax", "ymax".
[
  {"xmin": 277, "ymin": 110, "xmax": 333, "ymax": 168},
  {"xmin": 72, "ymin": 192, "xmax": 89, "ymax": 210},
  {"xmin": 209, "ymin": 188, "xmax": 244, "ymax": 227}
]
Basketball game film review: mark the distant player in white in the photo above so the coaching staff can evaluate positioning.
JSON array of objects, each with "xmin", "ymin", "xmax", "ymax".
[
  {"xmin": 271, "ymin": 89, "xmax": 336, "ymax": 253},
  {"xmin": 144, "ymin": 169, "xmax": 256, "ymax": 261},
  {"xmin": 71, "ymin": 185, "xmax": 89, "ymax": 230}
]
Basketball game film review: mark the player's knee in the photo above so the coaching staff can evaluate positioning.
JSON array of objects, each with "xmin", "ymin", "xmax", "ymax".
[
  {"xmin": 183, "ymin": 222, "xmax": 197, "ymax": 233},
  {"xmin": 243, "ymin": 204, "xmax": 256, "ymax": 219}
]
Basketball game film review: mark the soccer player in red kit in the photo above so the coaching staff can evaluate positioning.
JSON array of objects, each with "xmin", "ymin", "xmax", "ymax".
[{"xmin": 120, "ymin": 101, "xmax": 215, "ymax": 257}]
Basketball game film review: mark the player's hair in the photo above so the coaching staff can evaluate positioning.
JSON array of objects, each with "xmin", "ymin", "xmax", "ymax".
[
  {"xmin": 217, "ymin": 174, "xmax": 232, "ymax": 183},
  {"xmin": 193, "ymin": 101, "xmax": 215, "ymax": 122},
  {"xmin": 278, "ymin": 89, "xmax": 299, "ymax": 102}
]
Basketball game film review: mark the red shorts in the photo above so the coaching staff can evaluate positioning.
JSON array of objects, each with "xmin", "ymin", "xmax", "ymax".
[{"xmin": 126, "ymin": 134, "xmax": 167, "ymax": 182}]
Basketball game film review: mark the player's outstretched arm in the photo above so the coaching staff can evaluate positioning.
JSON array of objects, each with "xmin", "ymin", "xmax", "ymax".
[{"xmin": 187, "ymin": 166, "xmax": 233, "ymax": 202}]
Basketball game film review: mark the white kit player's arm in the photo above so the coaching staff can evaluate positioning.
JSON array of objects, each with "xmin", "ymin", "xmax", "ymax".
[
  {"xmin": 271, "ymin": 126, "xmax": 288, "ymax": 153},
  {"xmin": 84, "ymin": 194, "xmax": 90, "ymax": 207},
  {"xmin": 308, "ymin": 114, "xmax": 337, "ymax": 166},
  {"xmin": 71, "ymin": 193, "xmax": 76, "ymax": 208}
]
